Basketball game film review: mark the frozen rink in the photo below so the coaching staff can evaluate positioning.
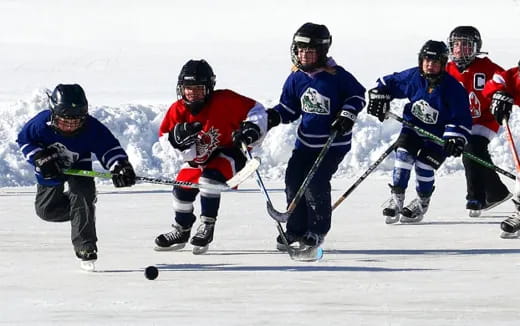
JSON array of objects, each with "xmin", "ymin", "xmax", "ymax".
[{"xmin": 2, "ymin": 176, "xmax": 520, "ymax": 325}]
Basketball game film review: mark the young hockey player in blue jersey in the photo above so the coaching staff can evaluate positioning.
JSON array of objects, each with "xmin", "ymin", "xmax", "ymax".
[
  {"xmin": 267, "ymin": 22, "xmax": 366, "ymax": 250},
  {"xmin": 17, "ymin": 84, "xmax": 136, "ymax": 270},
  {"xmin": 367, "ymin": 40, "xmax": 472, "ymax": 224}
]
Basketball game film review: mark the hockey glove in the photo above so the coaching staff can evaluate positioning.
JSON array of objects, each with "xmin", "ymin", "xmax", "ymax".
[
  {"xmin": 168, "ymin": 122, "xmax": 203, "ymax": 150},
  {"xmin": 367, "ymin": 88, "xmax": 392, "ymax": 122},
  {"xmin": 232, "ymin": 121, "xmax": 261, "ymax": 147},
  {"xmin": 490, "ymin": 91, "xmax": 514, "ymax": 124},
  {"xmin": 33, "ymin": 147, "xmax": 62, "ymax": 179},
  {"xmin": 443, "ymin": 136, "xmax": 465, "ymax": 157},
  {"xmin": 111, "ymin": 159, "xmax": 136, "ymax": 188},
  {"xmin": 266, "ymin": 108, "xmax": 281, "ymax": 130},
  {"xmin": 331, "ymin": 110, "xmax": 356, "ymax": 134}
]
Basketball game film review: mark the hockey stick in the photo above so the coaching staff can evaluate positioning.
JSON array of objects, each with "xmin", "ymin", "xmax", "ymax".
[
  {"xmin": 239, "ymin": 142, "xmax": 322, "ymax": 261},
  {"xmin": 63, "ymin": 158, "xmax": 260, "ymax": 190},
  {"xmin": 267, "ymin": 130, "xmax": 339, "ymax": 223},
  {"xmin": 503, "ymin": 118, "xmax": 520, "ymax": 173},
  {"xmin": 386, "ymin": 111, "xmax": 516, "ymax": 180},
  {"xmin": 331, "ymin": 142, "xmax": 397, "ymax": 211}
]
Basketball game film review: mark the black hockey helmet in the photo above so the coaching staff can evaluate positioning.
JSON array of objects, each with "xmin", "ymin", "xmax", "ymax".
[
  {"xmin": 291, "ymin": 22, "xmax": 332, "ymax": 71},
  {"xmin": 176, "ymin": 59, "xmax": 216, "ymax": 115},
  {"xmin": 418, "ymin": 40, "xmax": 449, "ymax": 84},
  {"xmin": 49, "ymin": 84, "xmax": 88, "ymax": 135},
  {"xmin": 448, "ymin": 26, "xmax": 482, "ymax": 69}
]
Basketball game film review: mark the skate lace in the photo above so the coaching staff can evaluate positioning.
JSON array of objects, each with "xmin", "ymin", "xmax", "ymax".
[
  {"xmin": 164, "ymin": 229, "xmax": 183, "ymax": 242},
  {"xmin": 195, "ymin": 223, "xmax": 214, "ymax": 237},
  {"xmin": 406, "ymin": 198, "xmax": 424, "ymax": 214}
]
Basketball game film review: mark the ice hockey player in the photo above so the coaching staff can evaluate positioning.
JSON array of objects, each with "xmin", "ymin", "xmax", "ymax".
[
  {"xmin": 266, "ymin": 22, "xmax": 366, "ymax": 250},
  {"xmin": 446, "ymin": 26, "xmax": 512, "ymax": 217},
  {"xmin": 16, "ymin": 84, "xmax": 136, "ymax": 269},
  {"xmin": 155, "ymin": 59, "xmax": 267, "ymax": 254},
  {"xmin": 482, "ymin": 60, "xmax": 520, "ymax": 237},
  {"xmin": 367, "ymin": 40, "xmax": 472, "ymax": 224}
]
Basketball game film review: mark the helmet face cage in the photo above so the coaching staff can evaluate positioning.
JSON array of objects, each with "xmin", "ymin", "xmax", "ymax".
[
  {"xmin": 176, "ymin": 60, "xmax": 216, "ymax": 115},
  {"xmin": 290, "ymin": 23, "xmax": 331, "ymax": 71},
  {"xmin": 448, "ymin": 26, "xmax": 482, "ymax": 68},
  {"xmin": 49, "ymin": 84, "xmax": 88, "ymax": 135}
]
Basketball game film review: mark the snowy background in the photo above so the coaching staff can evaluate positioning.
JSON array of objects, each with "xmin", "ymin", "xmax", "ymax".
[{"xmin": 2, "ymin": 0, "xmax": 520, "ymax": 325}]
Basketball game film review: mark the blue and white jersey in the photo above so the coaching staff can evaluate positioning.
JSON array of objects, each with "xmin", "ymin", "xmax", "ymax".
[
  {"xmin": 272, "ymin": 58, "xmax": 366, "ymax": 151},
  {"xmin": 17, "ymin": 110, "xmax": 129, "ymax": 186},
  {"xmin": 377, "ymin": 67, "xmax": 472, "ymax": 143}
]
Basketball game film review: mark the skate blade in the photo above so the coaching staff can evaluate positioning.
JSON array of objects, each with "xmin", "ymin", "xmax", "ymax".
[
  {"xmin": 500, "ymin": 231, "xmax": 520, "ymax": 239},
  {"xmin": 291, "ymin": 246, "xmax": 323, "ymax": 262},
  {"xmin": 80, "ymin": 260, "xmax": 96, "ymax": 272},
  {"xmin": 192, "ymin": 245, "xmax": 209, "ymax": 255},
  {"xmin": 154, "ymin": 243, "xmax": 186, "ymax": 252},
  {"xmin": 399, "ymin": 215, "xmax": 424, "ymax": 223},
  {"xmin": 384, "ymin": 215, "xmax": 400, "ymax": 224},
  {"xmin": 468, "ymin": 209, "xmax": 482, "ymax": 218}
]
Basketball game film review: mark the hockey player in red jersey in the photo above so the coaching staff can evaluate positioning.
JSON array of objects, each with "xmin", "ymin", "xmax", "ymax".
[
  {"xmin": 154, "ymin": 59, "xmax": 267, "ymax": 254},
  {"xmin": 483, "ymin": 61, "xmax": 520, "ymax": 237},
  {"xmin": 446, "ymin": 26, "xmax": 511, "ymax": 217}
]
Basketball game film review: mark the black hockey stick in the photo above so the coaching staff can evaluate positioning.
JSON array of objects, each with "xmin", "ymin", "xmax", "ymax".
[
  {"xmin": 387, "ymin": 111, "xmax": 515, "ymax": 180},
  {"xmin": 267, "ymin": 130, "xmax": 339, "ymax": 223},
  {"xmin": 332, "ymin": 142, "xmax": 397, "ymax": 211},
  {"xmin": 239, "ymin": 142, "xmax": 322, "ymax": 261}
]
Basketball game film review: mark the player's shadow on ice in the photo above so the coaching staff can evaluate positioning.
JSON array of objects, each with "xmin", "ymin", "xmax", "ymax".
[
  {"xmin": 327, "ymin": 248, "xmax": 520, "ymax": 255},
  {"xmin": 154, "ymin": 263, "xmax": 431, "ymax": 272}
]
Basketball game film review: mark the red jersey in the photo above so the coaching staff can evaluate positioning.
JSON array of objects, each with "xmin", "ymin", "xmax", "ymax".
[
  {"xmin": 159, "ymin": 89, "xmax": 257, "ymax": 164},
  {"xmin": 446, "ymin": 57, "xmax": 504, "ymax": 136},
  {"xmin": 483, "ymin": 67, "xmax": 520, "ymax": 106}
]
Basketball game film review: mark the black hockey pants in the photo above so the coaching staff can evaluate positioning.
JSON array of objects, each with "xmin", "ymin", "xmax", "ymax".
[
  {"xmin": 463, "ymin": 135, "xmax": 509, "ymax": 203},
  {"xmin": 35, "ymin": 176, "xmax": 97, "ymax": 252}
]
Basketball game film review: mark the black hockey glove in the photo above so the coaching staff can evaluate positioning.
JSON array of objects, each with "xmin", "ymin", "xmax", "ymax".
[
  {"xmin": 443, "ymin": 136, "xmax": 465, "ymax": 157},
  {"xmin": 490, "ymin": 91, "xmax": 514, "ymax": 124},
  {"xmin": 168, "ymin": 122, "xmax": 203, "ymax": 150},
  {"xmin": 33, "ymin": 147, "xmax": 62, "ymax": 179},
  {"xmin": 367, "ymin": 88, "xmax": 392, "ymax": 122},
  {"xmin": 266, "ymin": 108, "xmax": 281, "ymax": 130},
  {"xmin": 111, "ymin": 159, "xmax": 136, "ymax": 188},
  {"xmin": 232, "ymin": 121, "xmax": 261, "ymax": 147},
  {"xmin": 331, "ymin": 110, "xmax": 356, "ymax": 134}
]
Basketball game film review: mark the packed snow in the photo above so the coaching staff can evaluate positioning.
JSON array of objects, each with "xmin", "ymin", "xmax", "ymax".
[{"xmin": 2, "ymin": 0, "xmax": 520, "ymax": 325}]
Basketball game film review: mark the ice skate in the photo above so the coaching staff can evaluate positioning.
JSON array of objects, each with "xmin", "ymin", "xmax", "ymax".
[
  {"xmin": 383, "ymin": 185, "xmax": 404, "ymax": 224},
  {"xmin": 466, "ymin": 200, "xmax": 483, "ymax": 218},
  {"xmin": 276, "ymin": 233, "xmax": 301, "ymax": 251},
  {"xmin": 400, "ymin": 195, "xmax": 431, "ymax": 223},
  {"xmin": 483, "ymin": 192, "xmax": 512, "ymax": 211},
  {"xmin": 190, "ymin": 216, "xmax": 216, "ymax": 255},
  {"xmin": 154, "ymin": 223, "xmax": 191, "ymax": 251},
  {"xmin": 76, "ymin": 248, "xmax": 97, "ymax": 272}
]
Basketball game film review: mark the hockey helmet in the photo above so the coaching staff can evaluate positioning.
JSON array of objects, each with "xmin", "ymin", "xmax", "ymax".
[
  {"xmin": 177, "ymin": 59, "xmax": 216, "ymax": 115},
  {"xmin": 291, "ymin": 22, "xmax": 332, "ymax": 71}
]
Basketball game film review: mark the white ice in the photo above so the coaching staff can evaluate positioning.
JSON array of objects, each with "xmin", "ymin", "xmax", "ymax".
[{"xmin": 2, "ymin": 0, "xmax": 520, "ymax": 324}]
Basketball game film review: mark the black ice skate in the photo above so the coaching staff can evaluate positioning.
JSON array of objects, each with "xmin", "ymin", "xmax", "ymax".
[
  {"xmin": 500, "ymin": 215, "xmax": 520, "ymax": 239},
  {"xmin": 276, "ymin": 233, "xmax": 301, "ymax": 251},
  {"xmin": 400, "ymin": 194, "xmax": 431, "ymax": 223},
  {"xmin": 154, "ymin": 223, "xmax": 191, "ymax": 251},
  {"xmin": 383, "ymin": 185, "xmax": 405, "ymax": 224},
  {"xmin": 75, "ymin": 248, "xmax": 97, "ymax": 272},
  {"xmin": 466, "ymin": 199, "xmax": 483, "ymax": 218},
  {"xmin": 484, "ymin": 192, "xmax": 512, "ymax": 211},
  {"xmin": 190, "ymin": 216, "xmax": 216, "ymax": 255}
]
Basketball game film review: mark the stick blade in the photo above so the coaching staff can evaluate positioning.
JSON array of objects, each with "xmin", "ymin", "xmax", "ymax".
[{"xmin": 266, "ymin": 200, "xmax": 289, "ymax": 223}]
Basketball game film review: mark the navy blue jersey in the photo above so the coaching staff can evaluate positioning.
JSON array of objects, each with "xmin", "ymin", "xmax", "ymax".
[
  {"xmin": 273, "ymin": 59, "xmax": 366, "ymax": 151},
  {"xmin": 378, "ymin": 67, "xmax": 472, "ymax": 143},
  {"xmin": 17, "ymin": 110, "xmax": 129, "ymax": 186}
]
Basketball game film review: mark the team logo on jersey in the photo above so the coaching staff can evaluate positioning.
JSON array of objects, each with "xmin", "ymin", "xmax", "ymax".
[
  {"xmin": 48, "ymin": 142, "xmax": 79, "ymax": 168},
  {"xmin": 473, "ymin": 73, "xmax": 486, "ymax": 90},
  {"xmin": 194, "ymin": 127, "xmax": 220, "ymax": 164},
  {"xmin": 411, "ymin": 100, "xmax": 439, "ymax": 124},
  {"xmin": 468, "ymin": 91, "xmax": 481, "ymax": 118},
  {"xmin": 300, "ymin": 88, "xmax": 330, "ymax": 115}
]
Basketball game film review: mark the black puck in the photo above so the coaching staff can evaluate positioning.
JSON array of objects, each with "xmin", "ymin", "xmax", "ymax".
[{"xmin": 144, "ymin": 266, "xmax": 159, "ymax": 280}]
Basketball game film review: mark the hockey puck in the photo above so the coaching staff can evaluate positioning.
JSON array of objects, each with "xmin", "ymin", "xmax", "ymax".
[{"xmin": 144, "ymin": 266, "xmax": 159, "ymax": 280}]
